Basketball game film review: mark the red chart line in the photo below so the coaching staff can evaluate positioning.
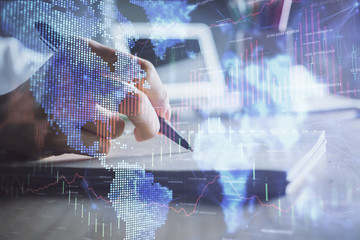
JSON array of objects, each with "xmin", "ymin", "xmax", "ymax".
[
  {"xmin": 26, "ymin": 173, "xmax": 111, "ymax": 204},
  {"xmin": 25, "ymin": 172, "xmax": 298, "ymax": 217}
]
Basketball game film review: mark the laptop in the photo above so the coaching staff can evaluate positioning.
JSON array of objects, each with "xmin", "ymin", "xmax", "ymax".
[{"xmin": 111, "ymin": 23, "xmax": 226, "ymax": 108}]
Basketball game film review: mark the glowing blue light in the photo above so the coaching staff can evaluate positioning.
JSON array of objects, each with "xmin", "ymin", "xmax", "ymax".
[
  {"xmin": 219, "ymin": 171, "xmax": 250, "ymax": 233},
  {"xmin": 109, "ymin": 161, "xmax": 172, "ymax": 240},
  {"xmin": 130, "ymin": 0, "xmax": 196, "ymax": 59}
]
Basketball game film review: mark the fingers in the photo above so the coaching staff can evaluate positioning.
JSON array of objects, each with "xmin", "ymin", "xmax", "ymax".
[
  {"xmin": 42, "ymin": 123, "xmax": 113, "ymax": 156},
  {"xmin": 136, "ymin": 58, "xmax": 171, "ymax": 120},
  {"xmin": 75, "ymin": 103, "xmax": 125, "ymax": 155},
  {"xmin": 87, "ymin": 39, "xmax": 118, "ymax": 72},
  {"xmin": 81, "ymin": 92, "xmax": 159, "ymax": 143},
  {"xmin": 80, "ymin": 106, "xmax": 125, "ymax": 154},
  {"xmin": 119, "ymin": 88, "xmax": 160, "ymax": 142},
  {"xmin": 86, "ymin": 39, "xmax": 168, "ymax": 141},
  {"xmin": 81, "ymin": 114, "xmax": 125, "ymax": 139},
  {"xmin": 87, "ymin": 39, "xmax": 171, "ymax": 120},
  {"xmin": 81, "ymin": 129, "xmax": 111, "ymax": 155}
]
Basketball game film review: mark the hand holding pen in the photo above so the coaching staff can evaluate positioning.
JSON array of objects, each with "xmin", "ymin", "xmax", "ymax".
[{"xmin": 7, "ymin": 21, "xmax": 192, "ymax": 160}]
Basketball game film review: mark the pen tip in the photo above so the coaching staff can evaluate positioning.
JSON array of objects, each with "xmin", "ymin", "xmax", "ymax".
[{"xmin": 189, "ymin": 147, "xmax": 194, "ymax": 152}]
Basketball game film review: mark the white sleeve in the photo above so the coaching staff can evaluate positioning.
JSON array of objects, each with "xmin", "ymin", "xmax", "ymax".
[{"xmin": 0, "ymin": 37, "xmax": 51, "ymax": 95}]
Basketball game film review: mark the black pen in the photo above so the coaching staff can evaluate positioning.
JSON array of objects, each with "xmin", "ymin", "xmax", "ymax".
[
  {"xmin": 158, "ymin": 116, "xmax": 193, "ymax": 151},
  {"xmin": 35, "ymin": 21, "xmax": 193, "ymax": 152}
]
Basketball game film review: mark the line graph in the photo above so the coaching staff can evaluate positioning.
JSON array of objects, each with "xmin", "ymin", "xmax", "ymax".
[
  {"xmin": 26, "ymin": 173, "xmax": 110, "ymax": 203},
  {"xmin": 208, "ymin": 0, "xmax": 303, "ymax": 28},
  {"xmin": 24, "ymin": 171, "xmax": 297, "ymax": 216}
]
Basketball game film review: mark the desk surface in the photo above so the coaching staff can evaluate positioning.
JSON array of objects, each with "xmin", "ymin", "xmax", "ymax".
[{"xmin": 1, "ymin": 105, "xmax": 360, "ymax": 240}]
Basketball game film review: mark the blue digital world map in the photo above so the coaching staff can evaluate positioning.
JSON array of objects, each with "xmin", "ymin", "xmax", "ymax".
[{"xmin": 0, "ymin": 0, "xmax": 196, "ymax": 239}]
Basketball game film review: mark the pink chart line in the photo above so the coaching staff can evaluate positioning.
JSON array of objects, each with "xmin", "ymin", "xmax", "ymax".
[{"xmin": 25, "ymin": 172, "xmax": 299, "ymax": 216}]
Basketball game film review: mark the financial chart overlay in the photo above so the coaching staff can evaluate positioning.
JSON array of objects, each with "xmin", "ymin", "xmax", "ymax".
[{"xmin": 0, "ymin": 0, "xmax": 360, "ymax": 239}]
